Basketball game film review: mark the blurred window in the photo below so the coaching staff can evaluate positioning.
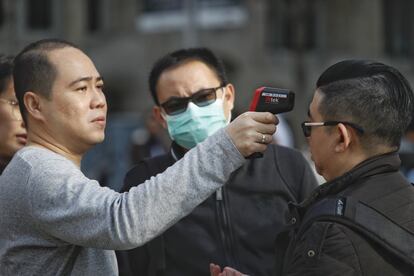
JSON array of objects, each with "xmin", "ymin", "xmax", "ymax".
[
  {"xmin": 26, "ymin": 0, "xmax": 52, "ymax": 30},
  {"xmin": 0, "ymin": 0, "xmax": 4, "ymax": 27},
  {"xmin": 267, "ymin": 0, "xmax": 316, "ymax": 51},
  {"xmin": 142, "ymin": 0, "xmax": 181, "ymax": 12},
  {"xmin": 383, "ymin": 0, "xmax": 414, "ymax": 57},
  {"xmin": 137, "ymin": 0, "xmax": 246, "ymax": 32},
  {"xmin": 142, "ymin": 0, "xmax": 241, "ymax": 12},
  {"xmin": 88, "ymin": 0, "xmax": 102, "ymax": 32}
]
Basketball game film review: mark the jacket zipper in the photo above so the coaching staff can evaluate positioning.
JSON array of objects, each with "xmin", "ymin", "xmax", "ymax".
[{"xmin": 215, "ymin": 187, "xmax": 237, "ymax": 268}]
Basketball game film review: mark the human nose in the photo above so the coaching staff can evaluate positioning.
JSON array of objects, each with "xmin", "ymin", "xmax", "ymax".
[
  {"xmin": 20, "ymin": 117, "xmax": 26, "ymax": 128},
  {"xmin": 91, "ymin": 87, "xmax": 106, "ymax": 109},
  {"xmin": 12, "ymin": 105, "xmax": 23, "ymax": 121}
]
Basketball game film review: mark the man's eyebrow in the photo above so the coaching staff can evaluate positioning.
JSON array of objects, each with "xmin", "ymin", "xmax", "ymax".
[{"xmin": 69, "ymin": 76, "xmax": 103, "ymax": 87}]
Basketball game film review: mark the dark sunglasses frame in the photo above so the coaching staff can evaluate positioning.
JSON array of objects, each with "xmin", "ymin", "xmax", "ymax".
[
  {"xmin": 160, "ymin": 85, "xmax": 225, "ymax": 116},
  {"xmin": 301, "ymin": 121, "xmax": 365, "ymax": 137}
]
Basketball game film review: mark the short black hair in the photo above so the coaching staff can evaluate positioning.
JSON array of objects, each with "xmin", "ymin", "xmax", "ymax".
[
  {"xmin": 316, "ymin": 59, "xmax": 414, "ymax": 150},
  {"xmin": 13, "ymin": 38, "xmax": 80, "ymax": 123},
  {"xmin": 0, "ymin": 55, "xmax": 14, "ymax": 94},
  {"xmin": 148, "ymin": 47, "xmax": 228, "ymax": 105}
]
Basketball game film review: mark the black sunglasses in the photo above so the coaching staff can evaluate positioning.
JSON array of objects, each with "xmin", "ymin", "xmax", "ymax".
[
  {"xmin": 301, "ymin": 121, "xmax": 365, "ymax": 137},
  {"xmin": 160, "ymin": 85, "xmax": 225, "ymax": 116}
]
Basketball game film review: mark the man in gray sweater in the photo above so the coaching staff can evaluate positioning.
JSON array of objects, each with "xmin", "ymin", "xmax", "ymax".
[{"xmin": 0, "ymin": 39, "xmax": 277, "ymax": 275}]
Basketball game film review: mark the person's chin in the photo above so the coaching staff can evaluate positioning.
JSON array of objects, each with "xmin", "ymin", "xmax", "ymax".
[
  {"xmin": 315, "ymin": 165, "xmax": 323, "ymax": 176},
  {"xmin": 5, "ymin": 144, "xmax": 22, "ymax": 158},
  {"xmin": 16, "ymin": 136, "xmax": 27, "ymax": 146},
  {"xmin": 319, "ymin": 170, "xmax": 331, "ymax": 181},
  {"xmin": 90, "ymin": 133, "xmax": 105, "ymax": 144}
]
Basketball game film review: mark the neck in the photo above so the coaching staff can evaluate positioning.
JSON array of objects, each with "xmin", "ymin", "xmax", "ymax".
[
  {"xmin": 27, "ymin": 130, "xmax": 83, "ymax": 167},
  {"xmin": 328, "ymin": 146, "xmax": 397, "ymax": 181},
  {"xmin": 329, "ymin": 155, "xmax": 367, "ymax": 181}
]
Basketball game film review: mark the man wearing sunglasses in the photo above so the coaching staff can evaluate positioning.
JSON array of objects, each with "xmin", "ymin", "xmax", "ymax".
[
  {"xmin": 0, "ymin": 39, "xmax": 278, "ymax": 275},
  {"xmin": 117, "ymin": 48, "xmax": 317, "ymax": 276},
  {"xmin": 212, "ymin": 60, "xmax": 414, "ymax": 276}
]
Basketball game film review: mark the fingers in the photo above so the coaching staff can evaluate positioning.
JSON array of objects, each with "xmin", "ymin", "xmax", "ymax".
[
  {"xmin": 239, "ymin": 112, "xmax": 277, "ymax": 135},
  {"xmin": 257, "ymin": 133, "xmax": 273, "ymax": 145},
  {"xmin": 255, "ymin": 122, "xmax": 277, "ymax": 136},
  {"xmin": 209, "ymin": 264, "xmax": 248, "ymax": 276},
  {"xmin": 243, "ymin": 111, "xmax": 278, "ymax": 125},
  {"xmin": 210, "ymin": 263, "xmax": 222, "ymax": 276},
  {"xmin": 225, "ymin": 112, "xmax": 278, "ymax": 157},
  {"xmin": 222, "ymin": 267, "xmax": 245, "ymax": 276}
]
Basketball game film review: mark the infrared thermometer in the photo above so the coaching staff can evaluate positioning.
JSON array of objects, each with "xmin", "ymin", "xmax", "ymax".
[{"xmin": 248, "ymin": 87, "xmax": 295, "ymax": 158}]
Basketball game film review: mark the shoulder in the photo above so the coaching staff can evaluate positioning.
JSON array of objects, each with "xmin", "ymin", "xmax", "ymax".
[
  {"xmin": 265, "ymin": 144, "xmax": 318, "ymax": 195},
  {"xmin": 6, "ymin": 148, "xmax": 104, "ymax": 212},
  {"xmin": 286, "ymin": 221, "xmax": 362, "ymax": 275},
  {"xmin": 244, "ymin": 144, "xmax": 310, "ymax": 178},
  {"xmin": 350, "ymin": 177, "xmax": 414, "ymax": 231},
  {"xmin": 267, "ymin": 144, "xmax": 308, "ymax": 165},
  {"xmin": 5, "ymin": 147, "xmax": 80, "ymax": 183},
  {"xmin": 123, "ymin": 153, "xmax": 175, "ymax": 192},
  {"xmin": 18, "ymin": 146, "xmax": 78, "ymax": 172}
]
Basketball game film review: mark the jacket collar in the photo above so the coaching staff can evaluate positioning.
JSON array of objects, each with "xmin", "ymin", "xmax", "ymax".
[
  {"xmin": 298, "ymin": 151, "xmax": 401, "ymax": 210},
  {"xmin": 0, "ymin": 163, "xmax": 6, "ymax": 175},
  {"xmin": 170, "ymin": 141, "xmax": 187, "ymax": 161},
  {"xmin": 0, "ymin": 157, "xmax": 9, "ymax": 175}
]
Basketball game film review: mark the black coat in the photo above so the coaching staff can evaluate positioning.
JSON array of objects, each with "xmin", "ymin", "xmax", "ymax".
[
  {"xmin": 280, "ymin": 152, "xmax": 414, "ymax": 276},
  {"xmin": 117, "ymin": 143, "xmax": 318, "ymax": 276}
]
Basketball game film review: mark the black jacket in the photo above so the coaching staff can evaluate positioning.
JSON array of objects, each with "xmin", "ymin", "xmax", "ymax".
[
  {"xmin": 117, "ymin": 142, "xmax": 318, "ymax": 276},
  {"xmin": 0, "ymin": 161, "xmax": 8, "ymax": 175},
  {"xmin": 280, "ymin": 152, "xmax": 414, "ymax": 276}
]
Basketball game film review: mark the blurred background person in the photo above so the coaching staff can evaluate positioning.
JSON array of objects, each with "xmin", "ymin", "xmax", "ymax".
[
  {"xmin": 129, "ymin": 111, "xmax": 170, "ymax": 163},
  {"xmin": 0, "ymin": 54, "xmax": 26, "ymax": 174}
]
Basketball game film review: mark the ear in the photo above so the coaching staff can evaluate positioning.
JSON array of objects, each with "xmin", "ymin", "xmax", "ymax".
[
  {"xmin": 223, "ymin": 84, "xmax": 235, "ymax": 122},
  {"xmin": 223, "ymin": 83, "xmax": 235, "ymax": 111},
  {"xmin": 334, "ymin": 123, "xmax": 352, "ymax": 153},
  {"xmin": 152, "ymin": 105, "xmax": 167, "ymax": 129},
  {"xmin": 23, "ymin": 92, "xmax": 45, "ymax": 121}
]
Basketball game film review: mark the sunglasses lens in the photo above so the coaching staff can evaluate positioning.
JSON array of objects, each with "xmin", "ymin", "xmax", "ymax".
[
  {"xmin": 301, "ymin": 122, "xmax": 311, "ymax": 137},
  {"xmin": 193, "ymin": 89, "xmax": 216, "ymax": 107},
  {"xmin": 162, "ymin": 99, "xmax": 189, "ymax": 115},
  {"xmin": 305, "ymin": 127, "xmax": 311, "ymax": 137},
  {"xmin": 161, "ymin": 87, "xmax": 221, "ymax": 115}
]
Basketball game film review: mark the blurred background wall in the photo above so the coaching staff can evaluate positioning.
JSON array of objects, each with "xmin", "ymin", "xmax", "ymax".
[{"xmin": 1, "ymin": 0, "xmax": 413, "ymax": 187}]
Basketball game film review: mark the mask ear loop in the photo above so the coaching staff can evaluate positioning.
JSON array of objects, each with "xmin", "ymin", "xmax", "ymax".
[{"xmin": 160, "ymin": 107, "xmax": 169, "ymax": 121}]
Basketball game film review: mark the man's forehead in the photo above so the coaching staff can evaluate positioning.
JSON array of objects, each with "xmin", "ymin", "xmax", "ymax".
[
  {"xmin": 157, "ymin": 62, "xmax": 220, "ymax": 98},
  {"xmin": 163, "ymin": 60, "xmax": 218, "ymax": 80},
  {"xmin": 48, "ymin": 46, "xmax": 83, "ymax": 60},
  {"xmin": 48, "ymin": 48, "xmax": 99, "ymax": 81}
]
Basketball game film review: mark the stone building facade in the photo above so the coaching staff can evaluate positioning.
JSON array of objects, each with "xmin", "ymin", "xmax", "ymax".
[{"xmin": 0, "ymin": 0, "xmax": 413, "ymax": 147}]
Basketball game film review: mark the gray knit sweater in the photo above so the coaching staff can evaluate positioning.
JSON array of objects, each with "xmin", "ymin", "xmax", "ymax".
[{"xmin": 0, "ymin": 128, "xmax": 244, "ymax": 275}]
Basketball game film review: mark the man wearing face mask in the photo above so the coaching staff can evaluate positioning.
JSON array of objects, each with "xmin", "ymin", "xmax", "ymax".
[{"xmin": 117, "ymin": 48, "xmax": 318, "ymax": 276}]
